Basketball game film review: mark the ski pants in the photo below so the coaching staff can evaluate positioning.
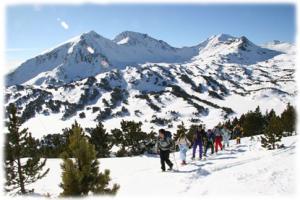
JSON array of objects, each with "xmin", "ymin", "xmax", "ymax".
[
  {"xmin": 159, "ymin": 150, "xmax": 173, "ymax": 171},
  {"xmin": 192, "ymin": 140, "xmax": 203, "ymax": 159},
  {"xmin": 178, "ymin": 144, "xmax": 189, "ymax": 162},
  {"xmin": 223, "ymin": 138, "xmax": 230, "ymax": 148},
  {"xmin": 204, "ymin": 141, "xmax": 214, "ymax": 155},
  {"xmin": 215, "ymin": 136, "xmax": 223, "ymax": 152}
]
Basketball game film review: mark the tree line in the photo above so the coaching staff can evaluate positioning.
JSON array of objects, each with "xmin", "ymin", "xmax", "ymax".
[{"xmin": 4, "ymin": 102, "xmax": 296, "ymax": 195}]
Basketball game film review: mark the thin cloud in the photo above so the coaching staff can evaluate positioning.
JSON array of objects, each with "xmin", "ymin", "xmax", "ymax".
[
  {"xmin": 57, "ymin": 18, "xmax": 69, "ymax": 30},
  {"xmin": 60, "ymin": 21, "xmax": 69, "ymax": 30}
]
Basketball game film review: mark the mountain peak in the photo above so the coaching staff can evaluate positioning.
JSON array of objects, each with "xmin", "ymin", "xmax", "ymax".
[
  {"xmin": 113, "ymin": 31, "xmax": 150, "ymax": 45},
  {"xmin": 80, "ymin": 30, "xmax": 103, "ymax": 40},
  {"xmin": 210, "ymin": 33, "xmax": 236, "ymax": 42}
]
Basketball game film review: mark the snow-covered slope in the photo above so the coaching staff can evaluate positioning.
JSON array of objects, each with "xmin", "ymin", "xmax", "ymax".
[
  {"xmin": 27, "ymin": 135, "xmax": 297, "ymax": 197},
  {"xmin": 263, "ymin": 40, "xmax": 296, "ymax": 54},
  {"xmin": 192, "ymin": 34, "xmax": 280, "ymax": 65},
  {"xmin": 6, "ymin": 31, "xmax": 281, "ymax": 86},
  {"xmin": 6, "ymin": 31, "xmax": 198, "ymax": 86},
  {"xmin": 4, "ymin": 31, "xmax": 296, "ymax": 138}
]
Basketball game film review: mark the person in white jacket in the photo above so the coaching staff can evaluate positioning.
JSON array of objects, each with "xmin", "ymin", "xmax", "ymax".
[
  {"xmin": 221, "ymin": 125, "xmax": 231, "ymax": 149},
  {"xmin": 176, "ymin": 134, "xmax": 191, "ymax": 165}
]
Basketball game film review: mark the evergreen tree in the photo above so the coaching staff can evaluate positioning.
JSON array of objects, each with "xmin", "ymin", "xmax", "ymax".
[
  {"xmin": 187, "ymin": 124, "xmax": 198, "ymax": 142},
  {"xmin": 239, "ymin": 114, "xmax": 246, "ymax": 126},
  {"xmin": 265, "ymin": 109, "xmax": 276, "ymax": 124},
  {"xmin": 241, "ymin": 106, "xmax": 264, "ymax": 137},
  {"xmin": 5, "ymin": 104, "xmax": 49, "ymax": 194},
  {"xmin": 144, "ymin": 130, "xmax": 158, "ymax": 154},
  {"xmin": 111, "ymin": 120, "xmax": 154, "ymax": 156},
  {"xmin": 280, "ymin": 103, "xmax": 296, "ymax": 135},
  {"xmin": 60, "ymin": 122, "xmax": 119, "ymax": 196},
  {"xmin": 120, "ymin": 120, "xmax": 148, "ymax": 155},
  {"xmin": 39, "ymin": 133, "xmax": 67, "ymax": 158},
  {"xmin": 111, "ymin": 128, "xmax": 127, "ymax": 157},
  {"xmin": 86, "ymin": 122, "xmax": 113, "ymax": 158},
  {"xmin": 231, "ymin": 117, "xmax": 239, "ymax": 128},
  {"xmin": 174, "ymin": 121, "xmax": 188, "ymax": 141},
  {"xmin": 261, "ymin": 115, "xmax": 283, "ymax": 150},
  {"xmin": 224, "ymin": 119, "xmax": 233, "ymax": 130}
]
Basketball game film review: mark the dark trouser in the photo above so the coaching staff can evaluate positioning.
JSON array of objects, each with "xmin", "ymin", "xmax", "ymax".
[
  {"xmin": 204, "ymin": 141, "xmax": 214, "ymax": 156},
  {"xmin": 160, "ymin": 150, "xmax": 173, "ymax": 171},
  {"xmin": 236, "ymin": 137, "xmax": 241, "ymax": 144},
  {"xmin": 192, "ymin": 141, "xmax": 203, "ymax": 159}
]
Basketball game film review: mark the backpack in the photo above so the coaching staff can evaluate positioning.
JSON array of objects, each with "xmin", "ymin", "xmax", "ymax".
[
  {"xmin": 194, "ymin": 130, "xmax": 201, "ymax": 141},
  {"xmin": 165, "ymin": 131, "xmax": 175, "ymax": 151},
  {"xmin": 165, "ymin": 131, "xmax": 172, "ymax": 139},
  {"xmin": 207, "ymin": 131, "xmax": 215, "ymax": 142}
]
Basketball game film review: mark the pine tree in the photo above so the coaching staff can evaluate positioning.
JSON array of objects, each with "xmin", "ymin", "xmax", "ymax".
[
  {"xmin": 232, "ymin": 117, "xmax": 239, "ymax": 128},
  {"xmin": 187, "ymin": 124, "xmax": 198, "ymax": 142},
  {"xmin": 111, "ymin": 128, "xmax": 127, "ymax": 157},
  {"xmin": 280, "ymin": 103, "xmax": 296, "ymax": 135},
  {"xmin": 86, "ymin": 122, "xmax": 113, "ymax": 158},
  {"xmin": 241, "ymin": 106, "xmax": 264, "ymax": 137},
  {"xmin": 261, "ymin": 115, "xmax": 283, "ymax": 150},
  {"xmin": 120, "ymin": 120, "xmax": 148, "ymax": 155},
  {"xmin": 60, "ymin": 122, "xmax": 119, "ymax": 196},
  {"xmin": 174, "ymin": 121, "xmax": 188, "ymax": 141},
  {"xmin": 265, "ymin": 109, "xmax": 276, "ymax": 124},
  {"xmin": 5, "ymin": 104, "xmax": 49, "ymax": 194}
]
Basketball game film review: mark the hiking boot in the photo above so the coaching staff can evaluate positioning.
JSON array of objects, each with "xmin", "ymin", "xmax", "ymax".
[{"xmin": 167, "ymin": 164, "xmax": 173, "ymax": 171}]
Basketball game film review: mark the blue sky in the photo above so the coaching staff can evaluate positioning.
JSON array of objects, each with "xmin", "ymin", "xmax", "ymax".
[{"xmin": 6, "ymin": 4, "xmax": 295, "ymax": 70}]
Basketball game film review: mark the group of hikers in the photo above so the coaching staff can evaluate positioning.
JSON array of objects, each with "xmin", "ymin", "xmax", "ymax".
[{"xmin": 156, "ymin": 123, "xmax": 244, "ymax": 172}]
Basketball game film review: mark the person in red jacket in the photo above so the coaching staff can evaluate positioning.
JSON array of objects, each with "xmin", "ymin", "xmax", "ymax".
[{"xmin": 213, "ymin": 123, "xmax": 223, "ymax": 153}]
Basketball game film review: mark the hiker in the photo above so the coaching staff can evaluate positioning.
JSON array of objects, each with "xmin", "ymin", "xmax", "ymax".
[
  {"xmin": 157, "ymin": 129, "xmax": 174, "ymax": 172},
  {"xmin": 233, "ymin": 124, "xmax": 243, "ymax": 145},
  {"xmin": 176, "ymin": 133, "xmax": 191, "ymax": 165},
  {"xmin": 204, "ymin": 129, "xmax": 215, "ymax": 156},
  {"xmin": 202, "ymin": 128, "xmax": 209, "ymax": 158},
  {"xmin": 192, "ymin": 125, "xmax": 205, "ymax": 160},
  {"xmin": 221, "ymin": 125, "xmax": 231, "ymax": 149},
  {"xmin": 213, "ymin": 124, "xmax": 223, "ymax": 153}
]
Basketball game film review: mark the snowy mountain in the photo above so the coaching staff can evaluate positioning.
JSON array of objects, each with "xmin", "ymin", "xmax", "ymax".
[
  {"xmin": 25, "ymin": 135, "xmax": 297, "ymax": 197},
  {"xmin": 263, "ymin": 40, "xmax": 296, "ymax": 54},
  {"xmin": 4, "ymin": 31, "xmax": 296, "ymax": 137},
  {"xmin": 6, "ymin": 30, "xmax": 198, "ymax": 86},
  {"xmin": 6, "ymin": 31, "xmax": 280, "ymax": 86}
]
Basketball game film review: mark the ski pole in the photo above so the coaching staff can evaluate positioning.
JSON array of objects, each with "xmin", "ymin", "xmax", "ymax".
[{"xmin": 172, "ymin": 150, "xmax": 179, "ymax": 171}]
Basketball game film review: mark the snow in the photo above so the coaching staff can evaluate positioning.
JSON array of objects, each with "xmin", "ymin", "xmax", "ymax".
[
  {"xmin": 6, "ymin": 31, "xmax": 292, "ymax": 87},
  {"xmin": 87, "ymin": 46, "xmax": 95, "ymax": 54},
  {"xmin": 4, "ymin": 31, "xmax": 296, "ymax": 139},
  {"xmin": 116, "ymin": 36, "xmax": 130, "ymax": 45},
  {"xmin": 25, "ymin": 135, "xmax": 297, "ymax": 197}
]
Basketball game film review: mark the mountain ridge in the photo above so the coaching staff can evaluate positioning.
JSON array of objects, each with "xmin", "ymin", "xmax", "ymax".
[
  {"xmin": 6, "ymin": 30, "xmax": 286, "ymax": 86},
  {"xmin": 4, "ymin": 30, "xmax": 295, "ymax": 137}
]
